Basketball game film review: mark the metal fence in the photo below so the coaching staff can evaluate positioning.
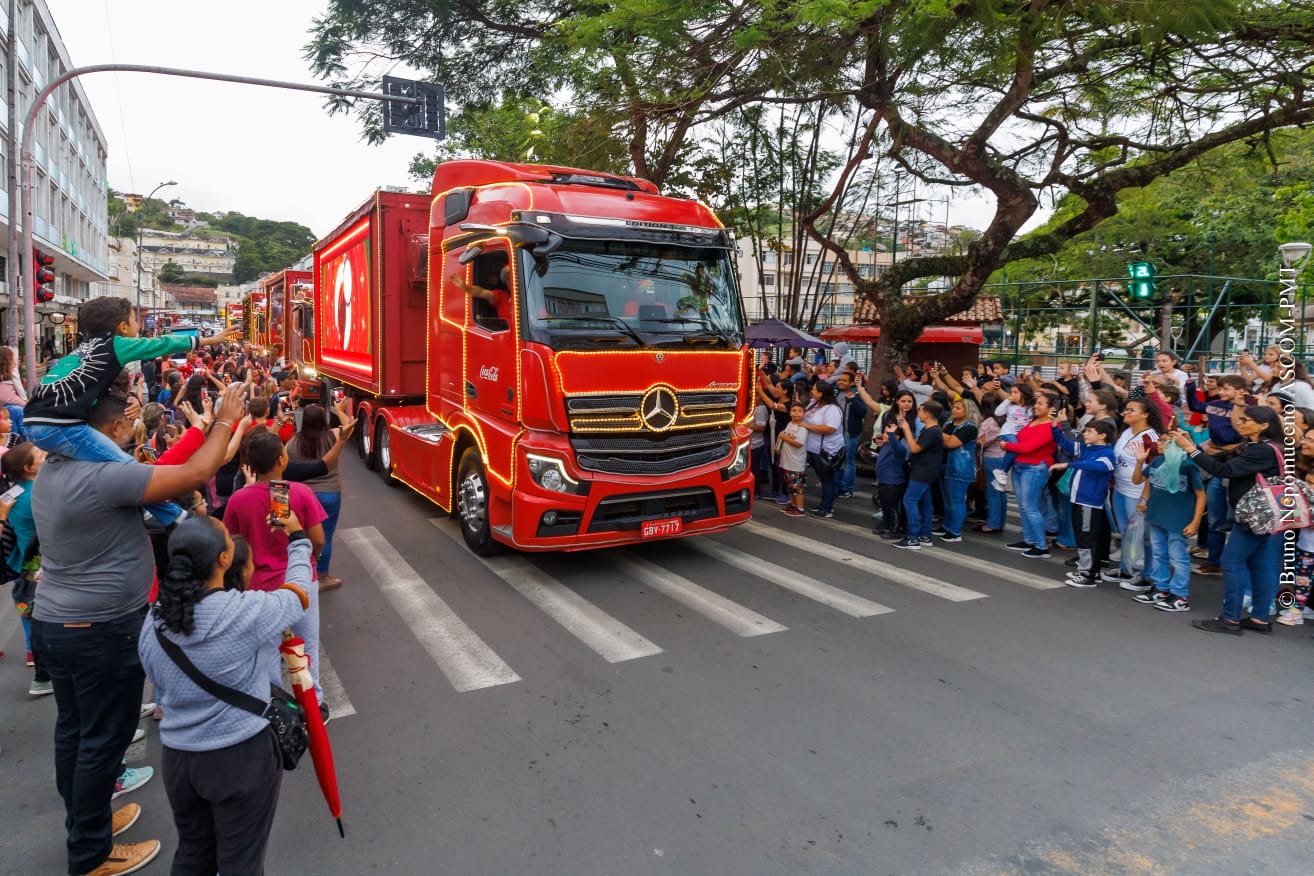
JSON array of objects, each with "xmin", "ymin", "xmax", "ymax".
[{"xmin": 978, "ymin": 273, "xmax": 1312, "ymax": 373}]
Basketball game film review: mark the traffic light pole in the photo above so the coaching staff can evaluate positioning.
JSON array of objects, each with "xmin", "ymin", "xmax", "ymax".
[{"xmin": 15, "ymin": 63, "xmax": 425, "ymax": 383}]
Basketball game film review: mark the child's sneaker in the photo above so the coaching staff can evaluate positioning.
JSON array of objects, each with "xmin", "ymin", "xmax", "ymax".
[
  {"xmin": 1154, "ymin": 596, "xmax": 1191, "ymax": 613},
  {"xmin": 112, "ymin": 766, "xmax": 154, "ymax": 800},
  {"xmin": 1065, "ymin": 574, "xmax": 1098, "ymax": 589},
  {"xmin": 1276, "ymin": 608, "xmax": 1304, "ymax": 626}
]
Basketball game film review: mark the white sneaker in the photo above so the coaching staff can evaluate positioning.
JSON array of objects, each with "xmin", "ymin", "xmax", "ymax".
[
  {"xmin": 139, "ymin": 702, "xmax": 157, "ymax": 720},
  {"xmin": 991, "ymin": 469, "xmax": 1009, "ymax": 491},
  {"xmin": 131, "ymin": 728, "xmax": 146, "ymax": 744},
  {"xmin": 1276, "ymin": 608, "xmax": 1304, "ymax": 626}
]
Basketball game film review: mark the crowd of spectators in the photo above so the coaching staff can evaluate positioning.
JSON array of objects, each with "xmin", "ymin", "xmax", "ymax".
[
  {"xmin": 0, "ymin": 296, "xmax": 354, "ymax": 875},
  {"xmin": 753, "ymin": 344, "xmax": 1309, "ymax": 634}
]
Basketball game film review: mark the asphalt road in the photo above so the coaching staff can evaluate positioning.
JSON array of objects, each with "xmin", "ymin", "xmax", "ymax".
[{"xmin": 3, "ymin": 458, "xmax": 1312, "ymax": 876}]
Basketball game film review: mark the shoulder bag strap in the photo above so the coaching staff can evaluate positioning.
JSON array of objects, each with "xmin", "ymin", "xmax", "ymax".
[
  {"xmin": 1267, "ymin": 441, "xmax": 1286, "ymax": 479},
  {"xmin": 153, "ymin": 626, "xmax": 270, "ymax": 717}
]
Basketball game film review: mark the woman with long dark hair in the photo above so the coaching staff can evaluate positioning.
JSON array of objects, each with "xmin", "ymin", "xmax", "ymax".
[
  {"xmin": 286, "ymin": 402, "xmax": 347, "ymax": 590},
  {"xmin": 1102, "ymin": 398, "xmax": 1165, "ymax": 589},
  {"xmin": 801, "ymin": 381, "xmax": 844, "ymax": 518},
  {"xmin": 138, "ymin": 513, "xmax": 314, "ymax": 873},
  {"xmin": 1171, "ymin": 406, "xmax": 1286, "ymax": 634}
]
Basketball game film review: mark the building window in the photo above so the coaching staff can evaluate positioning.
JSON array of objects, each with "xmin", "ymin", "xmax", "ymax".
[{"xmin": 761, "ymin": 273, "xmax": 775, "ymax": 287}]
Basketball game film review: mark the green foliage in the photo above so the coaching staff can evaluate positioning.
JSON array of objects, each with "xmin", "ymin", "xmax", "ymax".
[
  {"xmin": 158, "ymin": 261, "xmax": 185, "ymax": 284},
  {"xmin": 107, "ymin": 190, "xmax": 180, "ymax": 238},
  {"xmin": 407, "ymin": 95, "xmax": 632, "ymax": 183},
  {"xmin": 204, "ymin": 213, "xmax": 315, "ymax": 284},
  {"xmin": 304, "ymin": 0, "xmax": 1314, "ymax": 367}
]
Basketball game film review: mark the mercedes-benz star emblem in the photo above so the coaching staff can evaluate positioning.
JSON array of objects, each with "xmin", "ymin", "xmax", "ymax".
[{"xmin": 640, "ymin": 387, "xmax": 679, "ymax": 432}]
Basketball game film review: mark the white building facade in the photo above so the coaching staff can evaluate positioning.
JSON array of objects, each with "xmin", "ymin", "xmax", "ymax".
[{"xmin": 0, "ymin": 0, "xmax": 112, "ymax": 355}]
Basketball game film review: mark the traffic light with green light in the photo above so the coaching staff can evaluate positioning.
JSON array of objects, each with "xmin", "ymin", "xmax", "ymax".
[{"xmin": 1127, "ymin": 261, "xmax": 1156, "ymax": 299}]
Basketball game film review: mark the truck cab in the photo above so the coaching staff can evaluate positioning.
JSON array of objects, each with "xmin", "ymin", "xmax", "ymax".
[{"xmin": 327, "ymin": 162, "xmax": 754, "ymax": 554}]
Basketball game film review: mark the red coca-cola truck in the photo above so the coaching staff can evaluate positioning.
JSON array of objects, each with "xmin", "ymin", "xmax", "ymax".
[
  {"xmin": 314, "ymin": 162, "xmax": 754, "ymax": 554},
  {"xmin": 259, "ymin": 268, "xmax": 312, "ymax": 369}
]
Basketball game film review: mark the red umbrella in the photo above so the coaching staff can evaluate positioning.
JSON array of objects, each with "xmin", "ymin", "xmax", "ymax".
[{"xmin": 281, "ymin": 630, "xmax": 345, "ymax": 837}]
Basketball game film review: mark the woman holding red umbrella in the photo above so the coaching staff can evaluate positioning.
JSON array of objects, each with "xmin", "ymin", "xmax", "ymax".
[{"xmin": 138, "ymin": 512, "xmax": 315, "ymax": 874}]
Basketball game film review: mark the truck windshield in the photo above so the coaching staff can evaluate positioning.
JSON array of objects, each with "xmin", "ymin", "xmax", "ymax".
[{"xmin": 518, "ymin": 241, "xmax": 743, "ymax": 349}]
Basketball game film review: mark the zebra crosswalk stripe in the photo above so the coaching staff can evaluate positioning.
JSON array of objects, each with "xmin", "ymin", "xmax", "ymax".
[
  {"xmin": 684, "ymin": 539, "xmax": 894, "ymax": 618},
  {"xmin": 432, "ymin": 519, "xmax": 663, "ymax": 663},
  {"xmin": 741, "ymin": 520, "xmax": 988, "ymax": 602},
  {"xmin": 338, "ymin": 526, "xmax": 522, "ymax": 692},
  {"xmin": 610, "ymin": 554, "xmax": 788, "ymax": 637},
  {"xmin": 798, "ymin": 516, "xmax": 1066, "ymax": 591},
  {"xmin": 316, "ymin": 646, "xmax": 357, "ymax": 719}
]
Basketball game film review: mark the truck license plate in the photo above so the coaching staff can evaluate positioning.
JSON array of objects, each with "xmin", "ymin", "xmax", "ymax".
[{"xmin": 641, "ymin": 517, "xmax": 683, "ymax": 538}]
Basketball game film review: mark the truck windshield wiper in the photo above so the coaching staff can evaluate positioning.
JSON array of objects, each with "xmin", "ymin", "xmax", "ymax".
[
  {"xmin": 643, "ymin": 318, "xmax": 738, "ymax": 347},
  {"xmin": 542, "ymin": 316, "xmax": 648, "ymax": 347}
]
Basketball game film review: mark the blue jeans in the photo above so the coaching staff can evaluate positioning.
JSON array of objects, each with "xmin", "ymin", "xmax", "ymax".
[
  {"xmin": 1109, "ymin": 492, "xmax": 1147, "ymax": 576},
  {"xmin": 315, "ymin": 491, "xmax": 342, "ymax": 575},
  {"xmin": 808, "ymin": 452, "xmax": 838, "ymax": 514},
  {"xmin": 837, "ymin": 434, "xmax": 860, "ymax": 493},
  {"xmin": 28, "ymin": 423, "xmax": 182, "ymax": 526},
  {"xmin": 6, "ymin": 403, "xmax": 26, "ymax": 439},
  {"xmin": 983, "ymin": 456, "xmax": 1008, "ymax": 530},
  {"xmin": 32, "ymin": 609, "xmax": 147, "ymax": 875},
  {"xmin": 1147, "ymin": 523, "xmax": 1192, "ymax": 598},
  {"xmin": 1012, "ymin": 462, "xmax": 1049, "ymax": 548},
  {"xmin": 1047, "ymin": 481, "xmax": 1076, "ymax": 547},
  {"xmin": 1221, "ymin": 526, "xmax": 1283, "ymax": 622},
  {"xmin": 751, "ymin": 444, "xmax": 772, "ymax": 495},
  {"xmin": 903, "ymin": 479, "xmax": 934, "ymax": 539},
  {"xmin": 1205, "ymin": 476, "xmax": 1228, "ymax": 564},
  {"xmin": 942, "ymin": 476, "xmax": 970, "ymax": 537}
]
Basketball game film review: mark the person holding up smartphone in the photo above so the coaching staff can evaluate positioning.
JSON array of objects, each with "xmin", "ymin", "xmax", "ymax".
[
  {"xmin": 221, "ymin": 432, "xmax": 329, "ymax": 714},
  {"xmin": 1103, "ymin": 398, "xmax": 1167, "ymax": 590}
]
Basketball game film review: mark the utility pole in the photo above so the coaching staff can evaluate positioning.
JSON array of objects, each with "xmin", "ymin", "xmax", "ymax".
[{"xmin": 6, "ymin": 0, "xmax": 20, "ymax": 353}]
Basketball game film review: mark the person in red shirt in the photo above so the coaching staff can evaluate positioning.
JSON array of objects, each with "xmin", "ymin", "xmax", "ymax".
[
  {"xmin": 449, "ymin": 263, "xmax": 512, "ymax": 325},
  {"xmin": 1002, "ymin": 392, "xmax": 1060, "ymax": 558}
]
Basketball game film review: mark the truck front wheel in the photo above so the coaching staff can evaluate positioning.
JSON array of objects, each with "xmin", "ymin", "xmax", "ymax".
[
  {"xmin": 457, "ymin": 447, "xmax": 503, "ymax": 555},
  {"xmin": 375, "ymin": 420, "xmax": 398, "ymax": 488}
]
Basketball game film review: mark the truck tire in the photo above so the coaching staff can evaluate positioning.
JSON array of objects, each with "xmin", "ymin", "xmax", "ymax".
[
  {"xmin": 375, "ymin": 419, "xmax": 399, "ymax": 488},
  {"xmin": 359, "ymin": 411, "xmax": 376, "ymax": 469},
  {"xmin": 457, "ymin": 447, "xmax": 503, "ymax": 555}
]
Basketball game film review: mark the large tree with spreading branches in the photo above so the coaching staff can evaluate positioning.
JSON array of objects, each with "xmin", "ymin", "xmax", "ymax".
[{"xmin": 307, "ymin": 0, "xmax": 1314, "ymax": 374}]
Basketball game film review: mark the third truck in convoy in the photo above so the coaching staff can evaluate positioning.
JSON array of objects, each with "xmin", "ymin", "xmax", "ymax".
[{"xmin": 311, "ymin": 160, "xmax": 754, "ymax": 554}]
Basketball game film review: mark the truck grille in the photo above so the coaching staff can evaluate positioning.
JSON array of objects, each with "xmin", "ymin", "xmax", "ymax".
[
  {"xmin": 586, "ymin": 487, "xmax": 719, "ymax": 533},
  {"xmin": 566, "ymin": 390, "xmax": 737, "ymax": 434},
  {"xmin": 571, "ymin": 429, "xmax": 733, "ymax": 475}
]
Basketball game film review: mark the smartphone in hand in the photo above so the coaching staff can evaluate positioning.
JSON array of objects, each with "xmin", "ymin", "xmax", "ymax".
[
  {"xmin": 1, "ymin": 483, "xmax": 25, "ymax": 503},
  {"xmin": 269, "ymin": 480, "xmax": 291, "ymax": 522}
]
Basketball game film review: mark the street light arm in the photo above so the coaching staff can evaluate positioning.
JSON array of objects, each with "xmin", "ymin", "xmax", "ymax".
[{"xmin": 17, "ymin": 63, "xmax": 422, "ymax": 382}]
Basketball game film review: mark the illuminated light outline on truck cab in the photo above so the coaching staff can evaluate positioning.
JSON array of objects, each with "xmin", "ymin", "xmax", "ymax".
[
  {"xmin": 550, "ymin": 349, "xmax": 747, "ymax": 397},
  {"xmin": 428, "ymin": 233, "xmax": 519, "ymax": 488}
]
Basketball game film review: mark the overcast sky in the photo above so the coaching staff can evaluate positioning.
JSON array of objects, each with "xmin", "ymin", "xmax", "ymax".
[
  {"xmin": 49, "ymin": 0, "xmax": 427, "ymax": 239},
  {"xmin": 50, "ymin": 0, "xmax": 1009, "ymax": 244}
]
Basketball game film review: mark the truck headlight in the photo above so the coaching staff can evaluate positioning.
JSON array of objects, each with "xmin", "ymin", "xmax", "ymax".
[
  {"xmin": 725, "ymin": 440, "xmax": 750, "ymax": 477},
  {"xmin": 526, "ymin": 453, "xmax": 586, "ymax": 495},
  {"xmin": 301, "ymin": 366, "xmax": 317, "ymax": 378}
]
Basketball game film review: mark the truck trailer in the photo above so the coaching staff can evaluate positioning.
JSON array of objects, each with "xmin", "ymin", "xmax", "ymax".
[{"xmin": 315, "ymin": 161, "xmax": 754, "ymax": 554}]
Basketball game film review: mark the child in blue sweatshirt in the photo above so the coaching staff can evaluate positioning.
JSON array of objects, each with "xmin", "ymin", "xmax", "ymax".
[{"xmin": 1050, "ymin": 419, "xmax": 1118, "ymax": 587}]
